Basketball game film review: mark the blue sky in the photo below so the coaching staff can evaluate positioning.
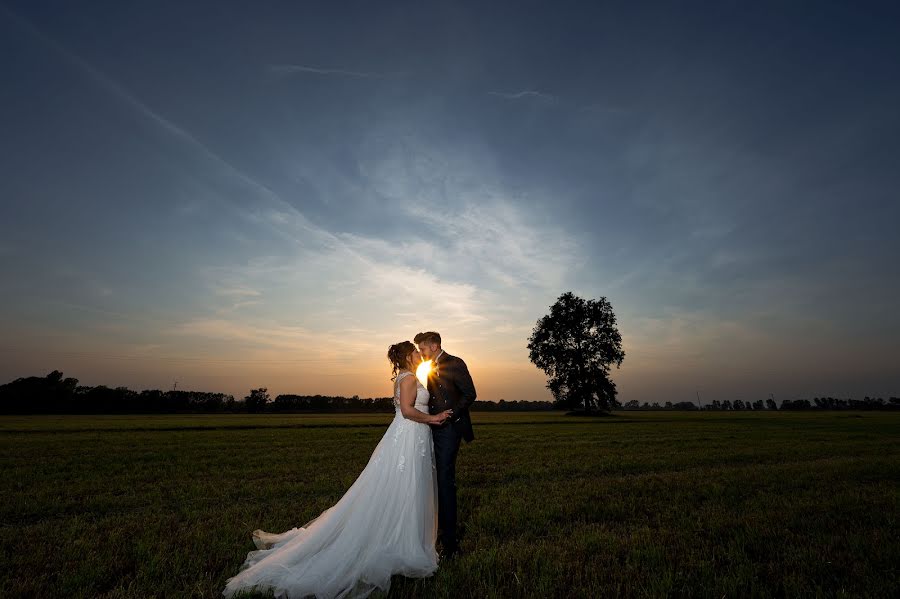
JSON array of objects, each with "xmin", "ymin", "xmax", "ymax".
[{"xmin": 1, "ymin": 1, "xmax": 898, "ymax": 403}]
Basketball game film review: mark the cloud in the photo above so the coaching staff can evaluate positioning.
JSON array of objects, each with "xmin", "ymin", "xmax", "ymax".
[
  {"xmin": 176, "ymin": 171, "xmax": 584, "ymax": 367},
  {"xmin": 407, "ymin": 198, "xmax": 579, "ymax": 292},
  {"xmin": 3, "ymin": 12, "xmax": 586, "ymax": 394},
  {"xmin": 4, "ymin": 6, "xmax": 330, "ymax": 239},
  {"xmin": 166, "ymin": 318, "xmax": 323, "ymax": 352},
  {"xmin": 352, "ymin": 132, "xmax": 583, "ymax": 295},
  {"xmin": 488, "ymin": 90, "xmax": 557, "ymax": 102},
  {"xmin": 267, "ymin": 64, "xmax": 405, "ymax": 79},
  {"xmin": 192, "ymin": 230, "xmax": 493, "ymax": 333},
  {"xmin": 213, "ymin": 285, "xmax": 262, "ymax": 298}
]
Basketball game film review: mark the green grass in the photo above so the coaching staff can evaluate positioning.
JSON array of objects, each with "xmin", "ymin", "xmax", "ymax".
[{"xmin": 2, "ymin": 411, "xmax": 898, "ymax": 597}]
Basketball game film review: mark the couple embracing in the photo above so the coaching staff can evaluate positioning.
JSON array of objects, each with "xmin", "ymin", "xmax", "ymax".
[{"xmin": 223, "ymin": 332, "xmax": 477, "ymax": 599}]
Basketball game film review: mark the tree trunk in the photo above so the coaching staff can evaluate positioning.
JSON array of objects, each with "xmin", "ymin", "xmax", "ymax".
[{"xmin": 576, "ymin": 359, "xmax": 591, "ymax": 414}]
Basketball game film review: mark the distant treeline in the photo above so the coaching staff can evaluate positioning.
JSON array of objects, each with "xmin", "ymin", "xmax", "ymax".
[
  {"xmin": 0, "ymin": 371, "xmax": 555, "ymax": 414},
  {"xmin": 623, "ymin": 398, "xmax": 900, "ymax": 411},
  {"xmin": 2, "ymin": 371, "xmax": 897, "ymax": 414}
]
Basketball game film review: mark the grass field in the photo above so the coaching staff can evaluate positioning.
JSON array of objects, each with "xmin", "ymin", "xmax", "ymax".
[{"xmin": 2, "ymin": 411, "xmax": 898, "ymax": 598}]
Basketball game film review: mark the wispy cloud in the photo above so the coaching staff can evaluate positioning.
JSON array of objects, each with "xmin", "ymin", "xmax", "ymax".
[
  {"xmin": 407, "ymin": 198, "xmax": 579, "ymax": 292},
  {"xmin": 3, "ymin": 5, "xmax": 331, "ymax": 242},
  {"xmin": 353, "ymin": 132, "xmax": 582, "ymax": 295},
  {"xmin": 267, "ymin": 63, "xmax": 405, "ymax": 79},
  {"xmin": 211, "ymin": 285, "xmax": 264, "ymax": 315},
  {"xmin": 488, "ymin": 90, "xmax": 557, "ymax": 102},
  {"xmin": 213, "ymin": 285, "xmax": 262, "ymax": 298}
]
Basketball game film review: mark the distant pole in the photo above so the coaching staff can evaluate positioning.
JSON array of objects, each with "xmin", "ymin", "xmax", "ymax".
[
  {"xmin": 696, "ymin": 390, "xmax": 701, "ymax": 410},
  {"xmin": 173, "ymin": 379, "xmax": 178, "ymax": 392}
]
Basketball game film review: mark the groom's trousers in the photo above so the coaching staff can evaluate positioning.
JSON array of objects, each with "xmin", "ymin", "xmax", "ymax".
[{"xmin": 432, "ymin": 422, "xmax": 463, "ymax": 549}]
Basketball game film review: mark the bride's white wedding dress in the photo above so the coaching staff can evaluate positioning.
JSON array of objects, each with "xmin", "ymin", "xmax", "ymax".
[{"xmin": 222, "ymin": 371, "xmax": 439, "ymax": 599}]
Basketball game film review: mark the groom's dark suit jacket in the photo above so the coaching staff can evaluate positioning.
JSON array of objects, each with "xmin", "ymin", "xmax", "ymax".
[{"xmin": 426, "ymin": 351, "xmax": 477, "ymax": 442}]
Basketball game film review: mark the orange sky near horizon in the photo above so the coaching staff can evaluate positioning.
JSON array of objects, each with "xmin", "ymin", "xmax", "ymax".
[{"xmin": 5, "ymin": 312, "xmax": 898, "ymax": 405}]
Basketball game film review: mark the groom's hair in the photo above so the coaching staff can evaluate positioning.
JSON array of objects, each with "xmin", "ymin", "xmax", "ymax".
[{"xmin": 414, "ymin": 331, "xmax": 441, "ymax": 346}]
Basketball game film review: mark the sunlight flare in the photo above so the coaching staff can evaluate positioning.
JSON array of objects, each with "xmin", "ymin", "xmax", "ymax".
[{"xmin": 416, "ymin": 360, "xmax": 432, "ymax": 386}]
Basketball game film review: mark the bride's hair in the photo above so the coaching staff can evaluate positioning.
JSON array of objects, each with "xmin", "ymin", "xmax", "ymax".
[{"xmin": 387, "ymin": 341, "xmax": 416, "ymax": 380}]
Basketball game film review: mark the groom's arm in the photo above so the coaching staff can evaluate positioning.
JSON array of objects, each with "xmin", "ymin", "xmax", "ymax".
[{"xmin": 453, "ymin": 358, "xmax": 477, "ymax": 411}]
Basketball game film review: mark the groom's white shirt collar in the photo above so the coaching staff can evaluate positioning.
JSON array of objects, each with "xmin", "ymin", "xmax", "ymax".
[{"xmin": 434, "ymin": 349, "xmax": 444, "ymax": 363}]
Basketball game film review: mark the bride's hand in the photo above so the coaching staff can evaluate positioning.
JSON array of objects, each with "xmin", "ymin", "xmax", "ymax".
[{"xmin": 431, "ymin": 409, "xmax": 453, "ymax": 424}]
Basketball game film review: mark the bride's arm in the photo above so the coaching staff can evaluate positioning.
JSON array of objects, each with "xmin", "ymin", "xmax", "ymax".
[{"xmin": 398, "ymin": 376, "xmax": 446, "ymax": 424}]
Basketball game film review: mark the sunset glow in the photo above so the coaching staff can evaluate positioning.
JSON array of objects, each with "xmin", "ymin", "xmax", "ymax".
[{"xmin": 416, "ymin": 360, "xmax": 432, "ymax": 387}]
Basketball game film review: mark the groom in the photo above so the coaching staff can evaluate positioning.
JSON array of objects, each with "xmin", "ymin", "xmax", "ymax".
[{"xmin": 414, "ymin": 331, "xmax": 476, "ymax": 558}]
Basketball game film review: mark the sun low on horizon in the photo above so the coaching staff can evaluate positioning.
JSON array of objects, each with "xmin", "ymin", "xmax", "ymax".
[{"xmin": 416, "ymin": 360, "xmax": 432, "ymax": 387}]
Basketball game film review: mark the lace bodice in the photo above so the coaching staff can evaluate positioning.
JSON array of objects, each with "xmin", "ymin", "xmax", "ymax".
[{"xmin": 393, "ymin": 371, "xmax": 430, "ymax": 414}]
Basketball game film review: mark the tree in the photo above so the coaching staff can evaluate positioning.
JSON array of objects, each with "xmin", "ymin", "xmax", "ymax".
[
  {"xmin": 244, "ymin": 388, "xmax": 270, "ymax": 413},
  {"xmin": 673, "ymin": 401, "xmax": 699, "ymax": 410},
  {"xmin": 527, "ymin": 291, "xmax": 625, "ymax": 413}
]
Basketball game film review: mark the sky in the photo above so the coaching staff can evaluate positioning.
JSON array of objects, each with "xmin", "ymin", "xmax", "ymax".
[{"xmin": 1, "ymin": 1, "xmax": 898, "ymax": 405}]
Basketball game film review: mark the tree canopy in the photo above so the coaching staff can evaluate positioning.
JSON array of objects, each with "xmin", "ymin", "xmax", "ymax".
[{"xmin": 527, "ymin": 291, "xmax": 625, "ymax": 413}]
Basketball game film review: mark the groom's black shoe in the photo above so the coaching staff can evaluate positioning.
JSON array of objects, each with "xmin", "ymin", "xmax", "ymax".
[{"xmin": 440, "ymin": 544, "xmax": 462, "ymax": 560}]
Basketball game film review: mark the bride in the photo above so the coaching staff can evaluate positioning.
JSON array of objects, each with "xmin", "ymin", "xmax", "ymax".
[{"xmin": 222, "ymin": 341, "xmax": 452, "ymax": 599}]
